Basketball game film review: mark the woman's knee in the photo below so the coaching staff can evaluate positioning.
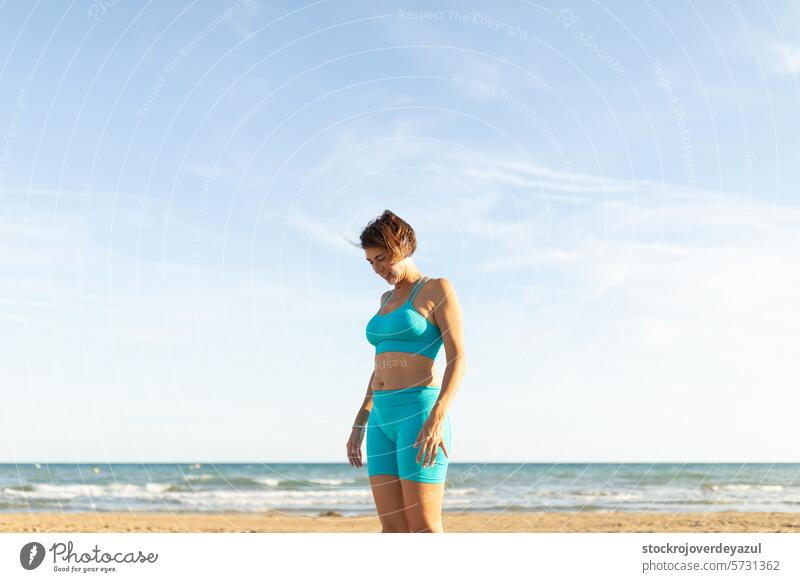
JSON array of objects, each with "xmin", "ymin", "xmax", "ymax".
[
  {"xmin": 405, "ymin": 510, "xmax": 444, "ymax": 533},
  {"xmin": 408, "ymin": 520, "xmax": 443, "ymax": 533}
]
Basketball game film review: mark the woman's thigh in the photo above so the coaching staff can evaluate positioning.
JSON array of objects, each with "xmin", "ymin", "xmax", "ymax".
[
  {"xmin": 400, "ymin": 479, "xmax": 445, "ymax": 533},
  {"xmin": 395, "ymin": 412, "xmax": 452, "ymax": 483},
  {"xmin": 368, "ymin": 475, "xmax": 409, "ymax": 532}
]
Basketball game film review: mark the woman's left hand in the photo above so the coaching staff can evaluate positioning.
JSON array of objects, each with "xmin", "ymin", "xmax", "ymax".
[{"xmin": 414, "ymin": 412, "xmax": 449, "ymax": 468}]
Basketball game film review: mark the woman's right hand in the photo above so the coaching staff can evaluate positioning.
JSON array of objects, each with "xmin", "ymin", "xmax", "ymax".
[{"xmin": 346, "ymin": 427, "xmax": 366, "ymax": 468}]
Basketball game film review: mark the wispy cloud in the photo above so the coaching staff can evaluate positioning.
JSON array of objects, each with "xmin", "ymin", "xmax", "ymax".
[
  {"xmin": 286, "ymin": 206, "xmax": 357, "ymax": 255},
  {"xmin": 768, "ymin": 41, "xmax": 800, "ymax": 74},
  {"xmin": 456, "ymin": 156, "xmax": 800, "ymax": 408}
]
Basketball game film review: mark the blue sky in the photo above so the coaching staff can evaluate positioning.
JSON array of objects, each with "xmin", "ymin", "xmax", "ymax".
[{"xmin": 1, "ymin": 0, "xmax": 798, "ymax": 462}]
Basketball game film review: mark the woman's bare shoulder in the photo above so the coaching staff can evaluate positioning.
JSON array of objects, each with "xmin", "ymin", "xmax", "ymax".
[
  {"xmin": 427, "ymin": 277, "xmax": 457, "ymax": 299},
  {"xmin": 428, "ymin": 276, "xmax": 454, "ymax": 289}
]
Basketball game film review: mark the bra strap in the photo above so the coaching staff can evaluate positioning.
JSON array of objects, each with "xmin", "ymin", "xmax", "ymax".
[
  {"xmin": 378, "ymin": 288, "xmax": 395, "ymax": 309},
  {"xmin": 408, "ymin": 276, "xmax": 430, "ymax": 303}
]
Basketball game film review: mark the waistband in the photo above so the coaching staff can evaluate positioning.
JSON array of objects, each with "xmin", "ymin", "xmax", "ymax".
[
  {"xmin": 373, "ymin": 384, "xmax": 440, "ymax": 394},
  {"xmin": 372, "ymin": 385, "xmax": 441, "ymax": 406}
]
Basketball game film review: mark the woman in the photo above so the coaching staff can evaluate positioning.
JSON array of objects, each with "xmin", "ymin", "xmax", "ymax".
[{"xmin": 346, "ymin": 210, "xmax": 466, "ymax": 533}]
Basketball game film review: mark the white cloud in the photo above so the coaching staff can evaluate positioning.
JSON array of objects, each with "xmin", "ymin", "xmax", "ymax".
[
  {"xmin": 460, "ymin": 157, "xmax": 800, "ymax": 426},
  {"xmin": 285, "ymin": 207, "xmax": 357, "ymax": 255},
  {"xmin": 769, "ymin": 41, "xmax": 800, "ymax": 74}
]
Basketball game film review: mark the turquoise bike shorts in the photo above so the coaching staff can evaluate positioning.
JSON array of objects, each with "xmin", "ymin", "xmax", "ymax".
[{"xmin": 367, "ymin": 385, "xmax": 452, "ymax": 484}]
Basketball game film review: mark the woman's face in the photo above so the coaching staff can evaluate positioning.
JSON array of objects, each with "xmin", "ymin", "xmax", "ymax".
[{"xmin": 364, "ymin": 247, "xmax": 401, "ymax": 285}]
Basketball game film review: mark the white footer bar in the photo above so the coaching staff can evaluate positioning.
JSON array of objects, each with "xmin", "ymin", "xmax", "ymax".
[{"xmin": 1, "ymin": 533, "xmax": 797, "ymax": 581}]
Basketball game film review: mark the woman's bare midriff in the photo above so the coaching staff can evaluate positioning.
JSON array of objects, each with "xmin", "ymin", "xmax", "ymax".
[{"xmin": 371, "ymin": 351, "xmax": 440, "ymax": 391}]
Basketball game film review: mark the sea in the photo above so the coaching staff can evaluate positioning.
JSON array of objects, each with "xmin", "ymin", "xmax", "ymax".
[{"xmin": 1, "ymin": 463, "xmax": 798, "ymax": 517}]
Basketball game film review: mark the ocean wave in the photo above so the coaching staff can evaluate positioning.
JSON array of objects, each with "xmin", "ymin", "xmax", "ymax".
[
  {"xmin": 141, "ymin": 488, "xmax": 375, "ymax": 512},
  {"xmin": 273, "ymin": 478, "xmax": 358, "ymax": 489},
  {"xmin": 182, "ymin": 475, "xmax": 279, "ymax": 487},
  {"xmin": 304, "ymin": 478, "xmax": 356, "ymax": 486},
  {"xmin": 182, "ymin": 474, "xmax": 216, "ymax": 482},
  {"xmin": 654, "ymin": 497, "xmax": 740, "ymax": 505},
  {"xmin": 3, "ymin": 482, "xmax": 172, "ymax": 500},
  {"xmin": 443, "ymin": 487, "xmax": 479, "ymax": 496},
  {"xmin": 179, "ymin": 475, "xmax": 359, "ymax": 488},
  {"xmin": 704, "ymin": 484, "xmax": 785, "ymax": 492},
  {"xmin": 0, "ymin": 482, "xmax": 374, "ymax": 509},
  {"xmin": 573, "ymin": 492, "xmax": 646, "ymax": 502},
  {"xmin": 3, "ymin": 485, "xmax": 34, "ymax": 492},
  {"xmin": 528, "ymin": 490, "xmax": 646, "ymax": 501}
]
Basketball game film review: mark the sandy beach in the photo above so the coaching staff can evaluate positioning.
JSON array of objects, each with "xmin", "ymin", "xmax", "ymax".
[{"xmin": 1, "ymin": 511, "xmax": 797, "ymax": 533}]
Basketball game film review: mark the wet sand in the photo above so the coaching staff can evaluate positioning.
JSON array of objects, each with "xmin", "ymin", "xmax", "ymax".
[{"xmin": 1, "ymin": 511, "xmax": 798, "ymax": 532}]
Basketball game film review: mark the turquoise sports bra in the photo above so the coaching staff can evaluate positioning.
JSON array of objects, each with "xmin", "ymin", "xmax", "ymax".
[{"xmin": 365, "ymin": 276, "xmax": 443, "ymax": 361}]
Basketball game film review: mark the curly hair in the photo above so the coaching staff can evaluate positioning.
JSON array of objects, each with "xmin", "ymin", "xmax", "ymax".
[{"xmin": 359, "ymin": 210, "xmax": 416, "ymax": 262}]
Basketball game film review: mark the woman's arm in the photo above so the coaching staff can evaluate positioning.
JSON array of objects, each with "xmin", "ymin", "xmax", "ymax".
[
  {"xmin": 352, "ymin": 370, "xmax": 375, "ymax": 426},
  {"xmin": 347, "ymin": 371, "xmax": 374, "ymax": 468},
  {"xmin": 429, "ymin": 277, "xmax": 466, "ymax": 420}
]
